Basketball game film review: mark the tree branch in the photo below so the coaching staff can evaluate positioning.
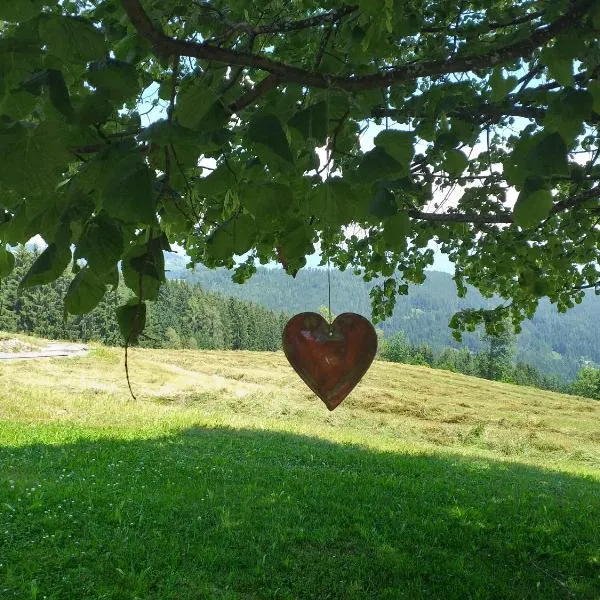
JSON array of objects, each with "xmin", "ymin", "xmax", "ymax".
[
  {"xmin": 227, "ymin": 74, "xmax": 280, "ymax": 114},
  {"xmin": 120, "ymin": 0, "xmax": 595, "ymax": 93},
  {"xmin": 409, "ymin": 186, "xmax": 600, "ymax": 224},
  {"xmin": 421, "ymin": 10, "xmax": 543, "ymax": 35},
  {"xmin": 572, "ymin": 281, "xmax": 600, "ymax": 291},
  {"xmin": 194, "ymin": 2, "xmax": 357, "ymax": 42},
  {"xmin": 408, "ymin": 210, "xmax": 513, "ymax": 224},
  {"xmin": 372, "ymin": 102, "xmax": 545, "ymax": 123},
  {"xmin": 220, "ymin": 34, "xmax": 257, "ymax": 96},
  {"xmin": 225, "ymin": 5, "xmax": 358, "ymax": 36}
]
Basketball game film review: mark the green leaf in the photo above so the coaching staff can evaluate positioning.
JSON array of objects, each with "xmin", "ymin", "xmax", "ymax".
[
  {"xmin": 205, "ymin": 225, "xmax": 235, "ymax": 262},
  {"xmin": 0, "ymin": 246, "xmax": 15, "ymax": 278},
  {"xmin": 451, "ymin": 118, "xmax": 478, "ymax": 144},
  {"xmin": 442, "ymin": 149, "xmax": 468, "ymax": 176},
  {"xmin": 40, "ymin": 16, "xmax": 107, "ymax": 63},
  {"xmin": 114, "ymin": 32, "xmax": 151, "ymax": 63},
  {"xmin": 46, "ymin": 69, "xmax": 74, "ymax": 118},
  {"xmin": 195, "ymin": 164, "xmax": 237, "ymax": 198},
  {"xmin": 65, "ymin": 267, "xmax": 107, "ymax": 315},
  {"xmin": 540, "ymin": 46, "xmax": 573, "ymax": 86},
  {"xmin": 77, "ymin": 94, "xmax": 112, "ymax": 125},
  {"xmin": 241, "ymin": 183, "xmax": 293, "ymax": 219},
  {"xmin": 278, "ymin": 220, "xmax": 314, "ymax": 270},
  {"xmin": 554, "ymin": 32, "xmax": 586, "ymax": 60},
  {"xmin": 594, "ymin": 3, "xmax": 600, "ymax": 29},
  {"xmin": 0, "ymin": 120, "xmax": 70, "ymax": 194},
  {"xmin": 288, "ymin": 101, "xmax": 329, "ymax": 144},
  {"xmin": 230, "ymin": 214, "xmax": 257, "ymax": 255},
  {"xmin": 122, "ymin": 238, "xmax": 165, "ymax": 301},
  {"xmin": 434, "ymin": 132, "xmax": 460, "ymax": 150},
  {"xmin": 383, "ymin": 212, "xmax": 410, "ymax": 249},
  {"xmin": 74, "ymin": 212, "xmax": 124, "ymax": 272},
  {"xmin": 158, "ymin": 79, "xmax": 173, "ymax": 101},
  {"xmin": 356, "ymin": 147, "xmax": 406, "ymax": 183},
  {"xmin": 101, "ymin": 153, "xmax": 156, "ymax": 225},
  {"xmin": 513, "ymin": 189, "xmax": 553, "ymax": 228},
  {"xmin": 205, "ymin": 213, "xmax": 257, "ymax": 261},
  {"xmin": 86, "ymin": 60, "xmax": 138, "ymax": 104},
  {"xmin": 20, "ymin": 69, "xmax": 73, "ymax": 119},
  {"xmin": 374, "ymin": 130, "xmax": 414, "ymax": 167},
  {"xmin": 175, "ymin": 79, "xmax": 218, "ymax": 130},
  {"xmin": 20, "ymin": 242, "xmax": 72, "ymax": 288},
  {"xmin": 529, "ymin": 132, "xmax": 569, "ymax": 176},
  {"xmin": 544, "ymin": 89, "xmax": 592, "ymax": 143},
  {"xmin": 0, "ymin": 0, "xmax": 45, "ymax": 21},
  {"xmin": 0, "ymin": 90, "xmax": 38, "ymax": 119},
  {"xmin": 589, "ymin": 80, "xmax": 600, "ymax": 114},
  {"xmin": 248, "ymin": 114, "xmax": 293, "ymax": 163},
  {"xmin": 194, "ymin": 101, "xmax": 231, "ymax": 134},
  {"xmin": 489, "ymin": 68, "xmax": 518, "ymax": 102},
  {"xmin": 116, "ymin": 301, "xmax": 146, "ymax": 345},
  {"xmin": 316, "ymin": 178, "xmax": 366, "ymax": 224},
  {"xmin": 370, "ymin": 187, "xmax": 397, "ymax": 218}
]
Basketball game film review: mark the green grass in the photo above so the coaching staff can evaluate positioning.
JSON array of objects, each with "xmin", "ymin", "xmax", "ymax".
[{"xmin": 1, "ymin": 336, "xmax": 599, "ymax": 598}]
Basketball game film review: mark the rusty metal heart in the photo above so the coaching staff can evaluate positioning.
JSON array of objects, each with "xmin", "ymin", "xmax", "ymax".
[{"xmin": 282, "ymin": 312, "xmax": 378, "ymax": 411}]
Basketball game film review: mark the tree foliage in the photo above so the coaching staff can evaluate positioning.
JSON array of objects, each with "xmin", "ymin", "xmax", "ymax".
[
  {"xmin": 570, "ymin": 366, "xmax": 600, "ymax": 400},
  {"xmin": 1, "ymin": 0, "xmax": 600, "ymax": 341},
  {"xmin": 0, "ymin": 247, "xmax": 287, "ymax": 351},
  {"xmin": 381, "ymin": 331, "xmax": 565, "ymax": 394}
]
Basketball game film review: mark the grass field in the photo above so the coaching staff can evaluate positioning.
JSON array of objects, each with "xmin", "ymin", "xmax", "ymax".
[{"xmin": 1, "ymin": 337, "xmax": 599, "ymax": 599}]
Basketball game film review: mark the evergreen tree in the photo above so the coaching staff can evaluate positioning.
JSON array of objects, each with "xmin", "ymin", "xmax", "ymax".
[
  {"xmin": 477, "ymin": 324, "xmax": 515, "ymax": 382},
  {"xmin": 570, "ymin": 368, "xmax": 600, "ymax": 400}
]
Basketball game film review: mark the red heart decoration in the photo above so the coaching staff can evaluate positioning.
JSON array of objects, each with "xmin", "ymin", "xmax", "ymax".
[{"xmin": 282, "ymin": 312, "xmax": 378, "ymax": 411}]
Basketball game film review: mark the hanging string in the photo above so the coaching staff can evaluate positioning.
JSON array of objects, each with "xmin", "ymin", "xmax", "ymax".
[
  {"xmin": 385, "ymin": 86, "xmax": 390, "ymax": 131},
  {"xmin": 326, "ymin": 146, "xmax": 333, "ymax": 332},
  {"xmin": 327, "ymin": 258, "xmax": 332, "ymax": 328},
  {"xmin": 325, "ymin": 86, "xmax": 334, "ymax": 335}
]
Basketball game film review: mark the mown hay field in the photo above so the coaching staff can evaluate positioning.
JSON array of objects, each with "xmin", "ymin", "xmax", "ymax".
[{"xmin": 1, "ymin": 338, "xmax": 599, "ymax": 598}]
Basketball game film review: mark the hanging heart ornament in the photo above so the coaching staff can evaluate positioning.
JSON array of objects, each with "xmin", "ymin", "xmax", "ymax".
[{"xmin": 282, "ymin": 312, "xmax": 378, "ymax": 410}]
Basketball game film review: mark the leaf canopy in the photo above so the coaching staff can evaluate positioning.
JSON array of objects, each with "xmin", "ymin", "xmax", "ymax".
[{"xmin": 0, "ymin": 0, "xmax": 599, "ymax": 340}]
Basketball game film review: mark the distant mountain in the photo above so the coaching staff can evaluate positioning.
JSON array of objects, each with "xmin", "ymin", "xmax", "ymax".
[{"xmin": 165, "ymin": 254, "xmax": 600, "ymax": 381}]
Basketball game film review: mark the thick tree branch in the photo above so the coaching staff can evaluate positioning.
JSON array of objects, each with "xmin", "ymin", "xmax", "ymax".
[{"xmin": 120, "ymin": 0, "xmax": 595, "ymax": 93}]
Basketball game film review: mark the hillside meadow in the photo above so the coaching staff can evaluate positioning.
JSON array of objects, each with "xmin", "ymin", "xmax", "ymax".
[{"xmin": 1, "ymin": 336, "xmax": 599, "ymax": 598}]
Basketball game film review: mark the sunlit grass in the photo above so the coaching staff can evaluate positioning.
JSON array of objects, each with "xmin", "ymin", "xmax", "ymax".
[
  {"xmin": 1, "ymin": 335, "xmax": 599, "ymax": 598},
  {"xmin": 1, "ymin": 340, "xmax": 598, "ymax": 473}
]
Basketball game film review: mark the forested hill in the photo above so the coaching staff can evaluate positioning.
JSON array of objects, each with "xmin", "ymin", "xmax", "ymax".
[
  {"xmin": 0, "ymin": 248, "xmax": 287, "ymax": 353},
  {"xmin": 165, "ymin": 254, "xmax": 599, "ymax": 380}
]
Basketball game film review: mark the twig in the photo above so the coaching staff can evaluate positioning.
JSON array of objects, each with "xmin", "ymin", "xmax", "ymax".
[
  {"xmin": 199, "ymin": 3, "xmax": 358, "ymax": 39},
  {"xmin": 124, "ymin": 343, "xmax": 136, "ymax": 400}
]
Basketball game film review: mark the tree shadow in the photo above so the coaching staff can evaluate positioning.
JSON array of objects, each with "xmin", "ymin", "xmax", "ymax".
[{"xmin": 1, "ymin": 426, "xmax": 599, "ymax": 599}]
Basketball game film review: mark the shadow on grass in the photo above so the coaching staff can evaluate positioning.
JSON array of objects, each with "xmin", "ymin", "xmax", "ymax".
[{"xmin": 1, "ymin": 426, "xmax": 599, "ymax": 599}]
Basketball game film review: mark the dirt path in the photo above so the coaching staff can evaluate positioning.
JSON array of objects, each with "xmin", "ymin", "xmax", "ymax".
[{"xmin": 0, "ymin": 341, "xmax": 89, "ymax": 360}]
